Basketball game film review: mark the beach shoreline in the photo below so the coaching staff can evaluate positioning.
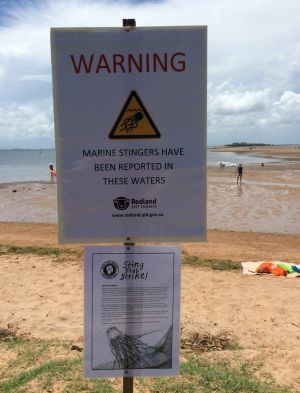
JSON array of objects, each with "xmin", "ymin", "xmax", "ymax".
[{"xmin": 1, "ymin": 157, "xmax": 299, "ymax": 234}]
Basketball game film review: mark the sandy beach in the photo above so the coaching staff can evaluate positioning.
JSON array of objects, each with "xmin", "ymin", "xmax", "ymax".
[{"xmin": 1, "ymin": 146, "xmax": 300, "ymax": 390}]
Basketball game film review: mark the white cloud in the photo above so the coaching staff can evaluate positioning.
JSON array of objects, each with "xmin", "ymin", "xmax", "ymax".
[
  {"xmin": 208, "ymin": 83, "xmax": 300, "ymax": 145},
  {"xmin": 0, "ymin": 101, "xmax": 53, "ymax": 140},
  {"xmin": 208, "ymin": 83, "xmax": 273, "ymax": 128},
  {"xmin": 20, "ymin": 74, "xmax": 52, "ymax": 82},
  {"xmin": 258, "ymin": 91, "xmax": 300, "ymax": 126},
  {"xmin": 275, "ymin": 91, "xmax": 300, "ymax": 109},
  {"xmin": 211, "ymin": 87, "xmax": 270, "ymax": 115}
]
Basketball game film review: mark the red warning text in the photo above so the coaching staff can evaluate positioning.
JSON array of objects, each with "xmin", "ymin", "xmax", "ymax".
[{"xmin": 70, "ymin": 52, "xmax": 186, "ymax": 74}]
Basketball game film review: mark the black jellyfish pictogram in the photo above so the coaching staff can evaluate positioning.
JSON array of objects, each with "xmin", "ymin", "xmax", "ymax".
[{"xmin": 120, "ymin": 110, "xmax": 144, "ymax": 133}]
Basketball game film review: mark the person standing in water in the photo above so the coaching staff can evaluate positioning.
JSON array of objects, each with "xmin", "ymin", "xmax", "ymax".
[
  {"xmin": 49, "ymin": 163, "xmax": 56, "ymax": 177},
  {"xmin": 236, "ymin": 163, "xmax": 243, "ymax": 185}
]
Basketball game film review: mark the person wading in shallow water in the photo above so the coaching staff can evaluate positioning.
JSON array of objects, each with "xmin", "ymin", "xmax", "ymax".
[
  {"xmin": 49, "ymin": 163, "xmax": 56, "ymax": 177},
  {"xmin": 236, "ymin": 163, "xmax": 243, "ymax": 185}
]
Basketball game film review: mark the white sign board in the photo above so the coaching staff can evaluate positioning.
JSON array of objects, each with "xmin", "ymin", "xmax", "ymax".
[
  {"xmin": 84, "ymin": 245, "xmax": 181, "ymax": 377},
  {"xmin": 51, "ymin": 26, "xmax": 207, "ymax": 243}
]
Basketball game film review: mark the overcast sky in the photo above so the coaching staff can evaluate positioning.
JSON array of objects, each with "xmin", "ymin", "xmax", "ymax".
[{"xmin": 0, "ymin": 0, "xmax": 299, "ymax": 148}]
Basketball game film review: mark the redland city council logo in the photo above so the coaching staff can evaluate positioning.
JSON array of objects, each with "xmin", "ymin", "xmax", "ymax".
[
  {"xmin": 113, "ymin": 196, "xmax": 158, "ymax": 210},
  {"xmin": 113, "ymin": 197, "xmax": 130, "ymax": 210}
]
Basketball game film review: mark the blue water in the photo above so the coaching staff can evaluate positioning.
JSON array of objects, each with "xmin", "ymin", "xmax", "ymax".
[
  {"xmin": 0, "ymin": 149, "xmax": 56, "ymax": 183},
  {"xmin": 207, "ymin": 151, "xmax": 282, "ymax": 167},
  {"xmin": 0, "ymin": 149, "xmax": 282, "ymax": 183}
]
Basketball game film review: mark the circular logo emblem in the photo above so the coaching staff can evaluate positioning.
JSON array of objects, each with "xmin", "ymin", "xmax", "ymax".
[
  {"xmin": 113, "ymin": 197, "xmax": 130, "ymax": 210},
  {"xmin": 100, "ymin": 260, "xmax": 119, "ymax": 279}
]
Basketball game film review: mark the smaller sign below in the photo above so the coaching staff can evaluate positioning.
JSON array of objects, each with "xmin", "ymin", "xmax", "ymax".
[
  {"xmin": 84, "ymin": 245, "xmax": 181, "ymax": 378},
  {"xmin": 109, "ymin": 90, "xmax": 161, "ymax": 139}
]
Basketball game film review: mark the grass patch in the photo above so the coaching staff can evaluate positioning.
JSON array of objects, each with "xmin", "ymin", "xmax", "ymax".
[
  {"xmin": 139, "ymin": 357, "xmax": 295, "ymax": 393},
  {"xmin": 0, "ymin": 337, "xmax": 117, "ymax": 393},
  {"xmin": 183, "ymin": 254, "xmax": 240, "ymax": 271},
  {"xmin": 0, "ymin": 244, "xmax": 81, "ymax": 257},
  {"xmin": 0, "ymin": 325, "xmax": 29, "ymax": 346},
  {"xmin": 142, "ymin": 377, "xmax": 197, "ymax": 393},
  {"xmin": 0, "ymin": 355, "xmax": 117, "ymax": 393},
  {"xmin": 0, "ymin": 246, "xmax": 238, "ymax": 271},
  {"xmin": 180, "ymin": 357, "xmax": 294, "ymax": 393},
  {"xmin": 0, "ymin": 358, "xmax": 81, "ymax": 392},
  {"xmin": 0, "ymin": 337, "xmax": 296, "ymax": 393},
  {"xmin": 1, "ymin": 336, "xmax": 69, "ymax": 371}
]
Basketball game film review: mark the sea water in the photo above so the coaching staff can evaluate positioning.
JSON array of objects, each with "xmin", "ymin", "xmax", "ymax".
[
  {"xmin": 0, "ymin": 149, "xmax": 282, "ymax": 184},
  {"xmin": 0, "ymin": 149, "xmax": 56, "ymax": 183},
  {"xmin": 207, "ymin": 151, "xmax": 282, "ymax": 167}
]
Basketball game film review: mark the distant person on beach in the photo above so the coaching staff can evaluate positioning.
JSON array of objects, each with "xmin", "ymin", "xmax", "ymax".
[
  {"xmin": 236, "ymin": 163, "xmax": 243, "ymax": 184},
  {"xmin": 49, "ymin": 163, "xmax": 56, "ymax": 177}
]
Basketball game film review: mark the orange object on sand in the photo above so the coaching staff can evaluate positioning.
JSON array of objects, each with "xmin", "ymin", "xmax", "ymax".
[
  {"xmin": 255, "ymin": 262, "xmax": 287, "ymax": 276},
  {"xmin": 271, "ymin": 266, "xmax": 287, "ymax": 276}
]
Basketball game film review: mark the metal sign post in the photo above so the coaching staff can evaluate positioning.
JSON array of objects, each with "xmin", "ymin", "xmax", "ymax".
[
  {"xmin": 123, "ymin": 234, "xmax": 135, "ymax": 393},
  {"xmin": 123, "ymin": 376, "xmax": 134, "ymax": 393},
  {"xmin": 122, "ymin": 18, "xmax": 137, "ymax": 392}
]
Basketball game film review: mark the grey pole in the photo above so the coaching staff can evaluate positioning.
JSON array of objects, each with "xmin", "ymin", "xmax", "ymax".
[
  {"xmin": 121, "ymin": 18, "xmax": 136, "ymax": 393},
  {"xmin": 123, "ymin": 239, "xmax": 135, "ymax": 393}
]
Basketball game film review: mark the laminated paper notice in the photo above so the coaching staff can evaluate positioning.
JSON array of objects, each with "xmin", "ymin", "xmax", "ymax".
[{"xmin": 84, "ymin": 245, "xmax": 181, "ymax": 378}]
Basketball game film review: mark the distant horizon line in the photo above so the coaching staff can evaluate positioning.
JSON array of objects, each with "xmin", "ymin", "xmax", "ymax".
[
  {"xmin": 0, "ymin": 148, "xmax": 56, "ymax": 151},
  {"xmin": 1, "ymin": 144, "xmax": 300, "ymax": 151}
]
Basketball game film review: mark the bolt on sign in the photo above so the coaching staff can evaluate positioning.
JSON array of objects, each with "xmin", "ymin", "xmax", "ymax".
[{"xmin": 51, "ymin": 26, "xmax": 207, "ymax": 243}]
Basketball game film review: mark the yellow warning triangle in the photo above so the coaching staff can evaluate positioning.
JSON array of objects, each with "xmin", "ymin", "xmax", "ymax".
[{"xmin": 109, "ymin": 91, "xmax": 161, "ymax": 139}]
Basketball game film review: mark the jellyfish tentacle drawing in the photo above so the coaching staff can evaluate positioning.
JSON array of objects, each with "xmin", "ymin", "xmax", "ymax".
[
  {"xmin": 105, "ymin": 326, "xmax": 173, "ymax": 369},
  {"xmin": 120, "ymin": 109, "xmax": 144, "ymax": 133}
]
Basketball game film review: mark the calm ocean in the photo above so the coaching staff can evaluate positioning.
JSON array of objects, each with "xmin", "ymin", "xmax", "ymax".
[
  {"xmin": 0, "ymin": 149, "xmax": 56, "ymax": 183},
  {"xmin": 0, "ymin": 149, "xmax": 282, "ymax": 184}
]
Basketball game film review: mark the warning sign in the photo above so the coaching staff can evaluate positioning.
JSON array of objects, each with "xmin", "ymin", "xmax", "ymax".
[
  {"xmin": 109, "ymin": 91, "xmax": 161, "ymax": 139},
  {"xmin": 51, "ymin": 26, "xmax": 207, "ymax": 243}
]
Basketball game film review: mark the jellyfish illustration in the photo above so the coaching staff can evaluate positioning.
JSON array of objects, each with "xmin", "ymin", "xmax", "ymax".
[
  {"xmin": 120, "ymin": 110, "xmax": 144, "ymax": 133},
  {"xmin": 103, "ymin": 326, "xmax": 173, "ymax": 369}
]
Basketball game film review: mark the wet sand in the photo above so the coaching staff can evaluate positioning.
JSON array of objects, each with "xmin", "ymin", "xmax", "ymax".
[
  {"xmin": 0, "ymin": 182, "xmax": 57, "ymax": 223},
  {"xmin": 1, "ymin": 159, "xmax": 299, "ymax": 235},
  {"xmin": 208, "ymin": 161, "xmax": 300, "ymax": 234}
]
